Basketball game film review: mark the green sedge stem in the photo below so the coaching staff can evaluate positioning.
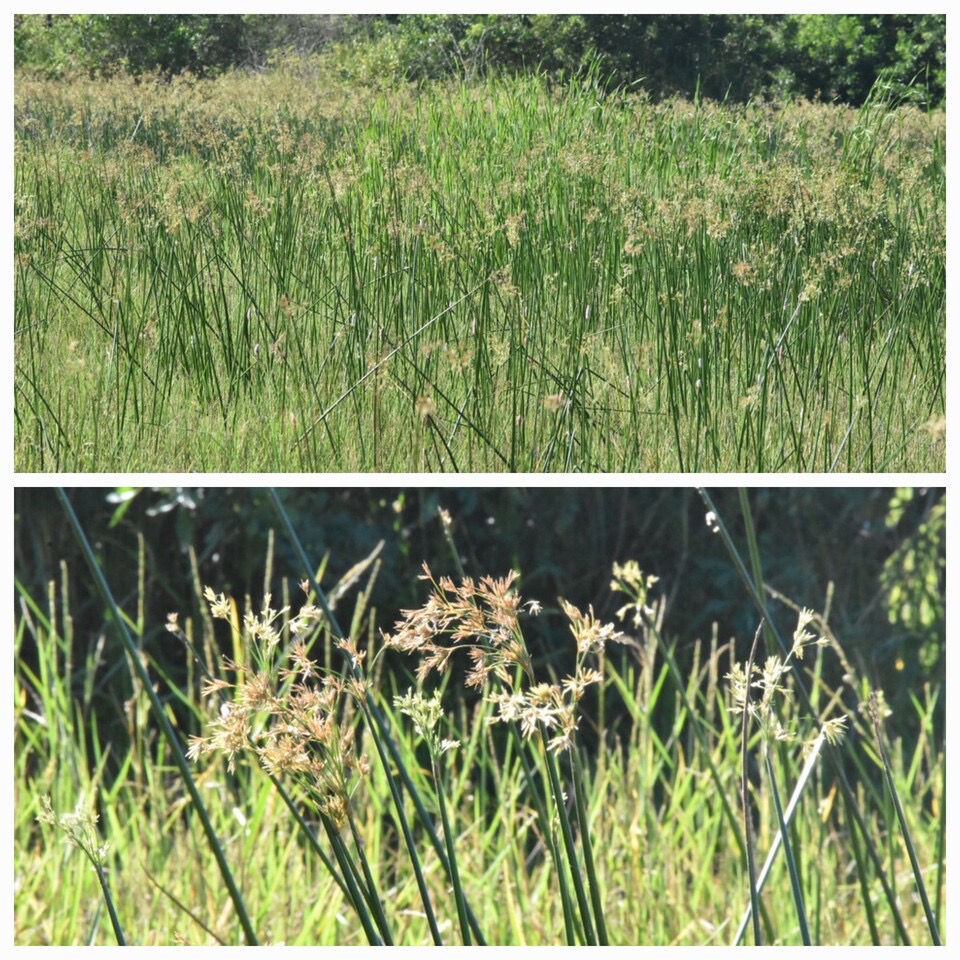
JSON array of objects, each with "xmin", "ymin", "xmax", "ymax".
[
  {"xmin": 437, "ymin": 519, "xmax": 576, "ymax": 944},
  {"xmin": 735, "ymin": 728, "xmax": 831, "ymax": 944},
  {"xmin": 544, "ymin": 740, "xmax": 596, "ymax": 945},
  {"xmin": 56, "ymin": 488, "xmax": 259, "ymax": 946},
  {"xmin": 347, "ymin": 813, "xmax": 394, "ymax": 945},
  {"xmin": 741, "ymin": 622, "xmax": 764, "ymax": 946},
  {"xmin": 323, "ymin": 822, "xmax": 384, "ymax": 945},
  {"xmin": 432, "ymin": 752, "xmax": 471, "ymax": 944},
  {"xmin": 569, "ymin": 747, "xmax": 608, "ymax": 944},
  {"xmin": 763, "ymin": 747, "xmax": 811, "ymax": 944},
  {"xmin": 93, "ymin": 864, "xmax": 126, "ymax": 946},
  {"xmin": 870, "ymin": 697, "xmax": 942, "ymax": 945},
  {"xmin": 360, "ymin": 699, "xmax": 444, "ymax": 944}
]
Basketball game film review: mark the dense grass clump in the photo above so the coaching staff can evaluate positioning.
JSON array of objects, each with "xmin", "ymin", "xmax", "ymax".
[
  {"xmin": 14, "ymin": 65, "xmax": 944, "ymax": 470},
  {"xmin": 15, "ymin": 494, "xmax": 945, "ymax": 944}
]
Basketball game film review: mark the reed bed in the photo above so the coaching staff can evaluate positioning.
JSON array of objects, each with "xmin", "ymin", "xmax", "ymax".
[{"xmin": 14, "ymin": 64, "xmax": 945, "ymax": 471}]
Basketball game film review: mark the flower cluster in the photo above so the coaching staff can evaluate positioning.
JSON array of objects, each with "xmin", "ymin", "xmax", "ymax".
[
  {"xmin": 383, "ymin": 564, "xmax": 625, "ymax": 753},
  {"xmin": 174, "ymin": 587, "xmax": 369, "ymax": 828},
  {"xmin": 36, "ymin": 795, "xmax": 109, "ymax": 867},
  {"xmin": 382, "ymin": 563, "xmax": 534, "ymax": 688},
  {"xmin": 726, "ymin": 608, "xmax": 847, "ymax": 749}
]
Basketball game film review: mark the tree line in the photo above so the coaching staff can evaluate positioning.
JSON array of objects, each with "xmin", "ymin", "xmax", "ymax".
[{"xmin": 14, "ymin": 13, "xmax": 945, "ymax": 106}]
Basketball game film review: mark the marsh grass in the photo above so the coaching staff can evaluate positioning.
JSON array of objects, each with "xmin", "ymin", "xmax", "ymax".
[
  {"xmin": 14, "ymin": 494, "xmax": 945, "ymax": 944},
  {"xmin": 14, "ymin": 64, "xmax": 945, "ymax": 471}
]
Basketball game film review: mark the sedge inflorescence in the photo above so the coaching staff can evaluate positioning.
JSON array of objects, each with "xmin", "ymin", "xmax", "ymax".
[
  {"xmin": 174, "ymin": 586, "xmax": 370, "ymax": 828},
  {"xmin": 382, "ymin": 563, "xmax": 626, "ymax": 753},
  {"xmin": 724, "ymin": 607, "xmax": 848, "ymax": 750}
]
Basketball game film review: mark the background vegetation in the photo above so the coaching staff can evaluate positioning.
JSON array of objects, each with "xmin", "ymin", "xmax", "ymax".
[
  {"xmin": 14, "ymin": 14, "xmax": 946, "ymax": 107},
  {"xmin": 14, "ymin": 487, "xmax": 945, "ymax": 944}
]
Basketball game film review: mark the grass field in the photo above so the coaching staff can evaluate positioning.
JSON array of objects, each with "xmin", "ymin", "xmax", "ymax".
[
  {"xmin": 14, "ymin": 495, "xmax": 945, "ymax": 945},
  {"xmin": 14, "ymin": 63, "xmax": 945, "ymax": 471}
]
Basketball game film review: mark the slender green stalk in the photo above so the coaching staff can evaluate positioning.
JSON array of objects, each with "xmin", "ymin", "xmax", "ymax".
[
  {"xmin": 741, "ymin": 623, "xmax": 764, "ymax": 946},
  {"xmin": 840, "ymin": 781, "xmax": 882, "ymax": 945},
  {"xmin": 55, "ymin": 488, "xmax": 259, "ymax": 946},
  {"xmin": 543, "ymin": 741, "xmax": 596, "ymax": 945},
  {"xmin": 345, "ymin": 813, "xmax": 394, "ymax": 945},
  {"xmin": 569, "ymin": 747, "xmax": 608, "ymax": 945},
  {"xmin": 432, "ymin": 754, "xmax": 471, "ymax": 944},
  {"xmin": 934, "ymin": 776, "xmax": 945, "ymax": 939},
  {"xmin": 869, "ymin": 695, "xmax": 941, "ymax": 945},
  {"xmin": 508, "ymin": 713, "xmax": 579, "ymax": 944},
  {"xmin": 762, "ymin": 748, "xmax": 810, "ymax": 944},
  {"xmin": 734, "ymin": 728, "xmax": 833, "ymax": 944},
  {"xmin": 92, "ymin": 864, "xmax": 125, "ymax": 945},
  {"xmin": 321, "ymin": 818, "xmax": 385, "ymax": 945},
  {"xmin": 360, "ymin": 707, "xmax": 445, "ymax": 944}
]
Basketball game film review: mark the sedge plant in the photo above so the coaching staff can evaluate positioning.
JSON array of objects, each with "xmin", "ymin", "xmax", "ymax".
[
  {"xmin": 725, "ymin": 608, "xmax": 849, "ymax": 945},
  {"xmin": 696, "ymin": 487, "xmax": 942, "ymax": 944},
  {"xmin": 35, "ymin": 795, "xmax": 126, "ymax": 945},
  {"xmin": 182, "ymin": 587, "xmax": 409, "ymax": 945},
  {"xmin": 380, "ymin": 564, "xmax": 622, "ymax": 944}
]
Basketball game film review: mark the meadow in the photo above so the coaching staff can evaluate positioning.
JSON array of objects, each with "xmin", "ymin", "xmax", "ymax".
[
  {"xmin": 14, "ymin": 63, "xmax": 945, "ymax": 472},
  {"xmin": 14, "ymin": 490, "xmax": 944, "ymax": 945}
]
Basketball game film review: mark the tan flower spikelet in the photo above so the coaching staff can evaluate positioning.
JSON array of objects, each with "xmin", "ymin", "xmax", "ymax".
[
  {"xmin": 186, "ymin": 585, "xmax": 369, "ymax": 829},
  {"xmin": 385, "ymin": 564, "xmax": 625, "ymax": 753}
]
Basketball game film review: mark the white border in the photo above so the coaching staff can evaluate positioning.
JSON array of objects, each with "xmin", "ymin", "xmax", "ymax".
[{"xmin": 7, "ymin": 6, "xmax": 953, "ymax": 954}]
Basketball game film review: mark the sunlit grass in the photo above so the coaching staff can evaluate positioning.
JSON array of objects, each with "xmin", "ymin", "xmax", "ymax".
[
  {"xmin": 15, "ymin": 504, "xmax": 945, "ymax": 944},
  {"xmin": 14, "ymin": 63, "xmax": 944, "ymax": 470}
]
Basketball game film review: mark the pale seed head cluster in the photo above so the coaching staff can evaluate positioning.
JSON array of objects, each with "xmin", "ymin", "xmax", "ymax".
[
  {"xmin": 381, "ymin": 563, "xmax": 534, "ymax": 688},
  {"xmin": 726, "ymin": 608, "xmax": 847, "ymax": 750},
  {"xmin": 393, "ymin": 688, "xmax": 460, "ymax": 756},
  {"xmin": 174, "ymin": 586, "xmax": 369, "ymax": 828},
  {"xmin": 382, "ymin": 564, "xmax": 626, "ymax": 753},
  {"xmin": 609, "ymin": 559, "xmax": 660, "ymax": 627},
  {"xmin": 36, "ymin": 794, "xmax": 109, "ymax": 868}
]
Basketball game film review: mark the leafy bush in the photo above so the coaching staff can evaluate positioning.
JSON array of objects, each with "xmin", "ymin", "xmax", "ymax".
[
  {"xmin": 329, "ymin": 14, "xmax": 944, "ymax": 105},
  {"xmin": 14, "ymin": 14, "xmax": 945, "ymax": 106},
  {"xmin": 13, "ymin": 13, "xmax": 363, "ymax": 78},
  {"xmin": 778, "ymin": 15, "xmax": 945, "ymax": 106}
]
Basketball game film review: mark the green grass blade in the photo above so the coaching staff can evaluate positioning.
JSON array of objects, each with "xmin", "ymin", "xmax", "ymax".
[{"xmin": 869, "ymin": 695, "xmax": 942, "ymax": 945}]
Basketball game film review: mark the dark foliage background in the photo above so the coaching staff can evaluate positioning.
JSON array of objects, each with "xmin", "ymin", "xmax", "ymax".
[
  {"xmin": 15, "ymin": 486, "xmax": 945, "ymax": 769},
  {"xmin": 13, "ymin": 13, "xmax": 945, "ymax": 107}
]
